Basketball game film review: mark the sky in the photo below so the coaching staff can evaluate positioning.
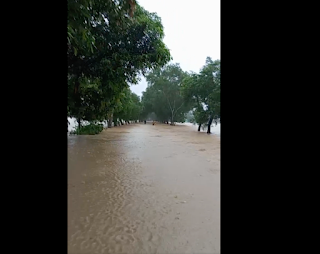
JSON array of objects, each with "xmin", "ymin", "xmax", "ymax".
[{"xmin": 130, "ymin": 0, "xmax": 220, "ymax": 97}]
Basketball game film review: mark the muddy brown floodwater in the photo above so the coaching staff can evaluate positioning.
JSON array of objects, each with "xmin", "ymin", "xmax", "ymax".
[{"xmin": 68, "ymin": 123, "xmax": 220, "ymax": 254}]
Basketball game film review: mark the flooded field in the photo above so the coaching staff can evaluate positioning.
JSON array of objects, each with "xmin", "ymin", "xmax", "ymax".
[{"xmin": 68, "ymin": 122, "xmax": 220, "ymax": 254}]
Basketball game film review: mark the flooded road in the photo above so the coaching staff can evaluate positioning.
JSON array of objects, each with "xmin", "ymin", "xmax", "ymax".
[{"xmin": 68, "ymin": 123, "xmax": 220, "ymax": 254}]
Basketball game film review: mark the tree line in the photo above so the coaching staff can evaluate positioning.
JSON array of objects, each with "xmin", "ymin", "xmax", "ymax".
[
  {"xmin": 68, "ymin": 0, "xmax": 171, "ymax": 133},
  {"xmin": 67, "ymin": 0, "xmax": 220, "ymax": 135},
  {"xmin": 140, "ymin": 57, "xmax": 220, "ymax": 134}
]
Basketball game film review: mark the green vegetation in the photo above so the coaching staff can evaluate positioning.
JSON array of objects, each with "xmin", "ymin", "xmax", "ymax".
[
  {"xmin": 140, "ymin": 63, "xmax": 191, "ymax": 124},
  {"xmin": 67, "ymin": 1, "xmax": 220, "ymax": 135},
  {"xmin": 112, "ymin": 88, "xmax": 142, "ymax": 126},
  {"xmin": 140, "ymin": 58, "xmax": 220, "ymax": 133},
  {"xmin": 70, "ymin": 122, "xmax": 104, "ymax": 135},
  {"xmin": 181, "ymin": 57, "xmax": 220, "ymax": 133},
  {"xmin": 68, "ymin": 0, "xmax": 171, "ymax": 134}
]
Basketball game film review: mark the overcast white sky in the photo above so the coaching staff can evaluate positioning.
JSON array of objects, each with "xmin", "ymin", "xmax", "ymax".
[{"xmin": 130, "ymin": 0, "xmax": 220, "ymax": 97}]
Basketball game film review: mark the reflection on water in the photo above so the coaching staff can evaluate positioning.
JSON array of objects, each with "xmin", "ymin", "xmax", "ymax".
[{"xmin": 68, "ymin": 123, "xmax": 220, "ymax": 254}]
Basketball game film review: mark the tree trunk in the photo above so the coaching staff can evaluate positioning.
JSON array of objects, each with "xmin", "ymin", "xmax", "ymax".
[
  {"xmin": 107, "ymin": 119, "xmax": 112, "ymax": 128},
  {"xmin": 113, "ymin": 119, "xmax": 118, "ymax": 126},
  {"xmin": 207, "ymin": 124, "xmax": 211, "ymax": 133},
  {"xmin": 198, "ymin": 124, "xmax": 201, "ymax": 131},
  {"xmin": 207, "ymin": 116, "xmax": 213, "ymax": 134},
  {"xmin": 74, "ymin": 76, "xmax": 82, "ymax": 131},
  {"xmin": 170, "ymin": 112, "xmax": 174, "ymax": 125},
  {"xmin": 77, "ymin": 117, "xmax": 81, "ymax": 130},
  {"xmin": 120, "ymin": 120, "xmax": 124, "ymax": 125},
  {"xmin": 108, "ymin": 115, "xmax": 113, "ymax": 128}
]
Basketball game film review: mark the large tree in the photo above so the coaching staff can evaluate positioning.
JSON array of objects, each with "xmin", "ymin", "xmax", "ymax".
[
  {"xmin": 68, "ymin": 0, "xmax": 137, "ymax": 57},
  {"xmin": 67, "ymin": 1, "xmax": 171, "ymax": 128},
  {"xmin": 181, "ymin": 57, "xmax": 220, "ymax": 133},
  {"xmin": 142, "ymin": 63, "xmax": 191, "ymax": 124}
]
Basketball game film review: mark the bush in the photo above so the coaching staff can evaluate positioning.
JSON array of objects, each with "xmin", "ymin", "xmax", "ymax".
[{"xmin": 70, "ymin": 123, "xmax": 103, "ymax": 135}]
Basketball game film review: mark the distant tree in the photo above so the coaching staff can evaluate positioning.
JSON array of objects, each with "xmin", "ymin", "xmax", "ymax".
[
  {"xmin": 142, "ymin": 63, "xmax": 191, "ymax": 124},
  {"xmin": 114, "ymin": 88, "xmax": 142, "ymax": 124}
]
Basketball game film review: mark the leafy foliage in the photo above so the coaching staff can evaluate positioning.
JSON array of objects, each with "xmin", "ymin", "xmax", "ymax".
[
  {"xmin": 141, "ymin": 63, "xmax": 191, "ymax": 124},
  {"xmin": 68, "ymin": 0, "xmax": 171, "ymax": 131},
  {"xmin": 68, "ymin": 0, "xmax": 137, "ymax": 56},
  {"xmin": 70, "ymin": 122, "xmax": 104, "ymax": 135},
  {"xmin": 181, "ymin": 57, "xmax": 220, "ymax": 132},
  {"xmin": 113, "ymin": 88, "xmax": 142, "ymax": 123}
]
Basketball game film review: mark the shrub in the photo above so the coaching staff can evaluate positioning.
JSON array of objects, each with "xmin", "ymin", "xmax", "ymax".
[{"xmin": 70, "ymin": 123, "xmax": 103, "ymax": 135}]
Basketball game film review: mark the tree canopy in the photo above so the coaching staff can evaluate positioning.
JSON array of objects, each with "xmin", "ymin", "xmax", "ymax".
[
  {"xmin": 141, "ymin": 63, "xmax": 191, "ymax": 124},
  {"xmin": 68, "ymin": 0, "xmax": 171, "ymax": 129},
  {"xmin": 113, "ymin": 87, "xmax": 142, "ymax": 125},
  {"xmin": 67, "ymin": 1, "xmax": 220, "ymax": 136},
  {"xmin": 181, "ymin": 57, "xmax": 220, "ymax": 133}
]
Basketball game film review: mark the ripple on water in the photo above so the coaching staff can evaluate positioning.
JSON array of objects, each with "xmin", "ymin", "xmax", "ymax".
[{"xmin": 68, "ymin": 124, "xmax": 220, "ymax": 254}]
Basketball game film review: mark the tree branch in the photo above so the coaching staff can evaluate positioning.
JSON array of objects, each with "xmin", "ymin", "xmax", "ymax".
[
  {"xmin": 162, "ymin": 90, "xmax": 173, "ymax": 112},
  {"xmin": 173, "ymin": 102, "xmax": 184, "ymax": 117}
]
